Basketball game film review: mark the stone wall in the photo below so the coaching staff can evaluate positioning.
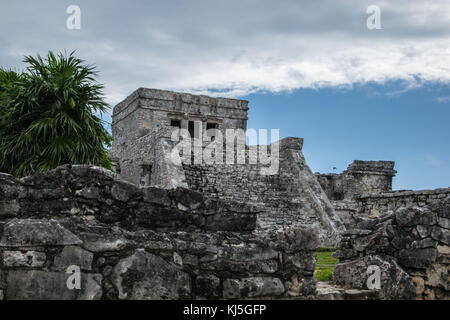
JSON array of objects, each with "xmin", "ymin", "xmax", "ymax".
[
  {"xmin": 0, "ymin": 165, "xmax": 257, "ymax": 233},
  {"xmin": 109, "ymin": 127, "xmax": 189, "ymax": 189},
  {"xmin": 329, "ymin": 200, "xmax": 358, "ymax": 229},
  {"xmin": 325, "ymin": 186, "xmax": 450, "ymax": 230},
  {"xmin": 356, "ymin": 188, "xmax": 450, "ymax": 218},
  {"xmin": 183, "ymin": 138, "xmax": 345, "ymax": 247},
  {"xmin": 0, "ymin": 165, "xmax": 319, "ymax": 300},
  {"xmin": 333, "ymin": 198, "xmax": 450, "ymax": 300}
]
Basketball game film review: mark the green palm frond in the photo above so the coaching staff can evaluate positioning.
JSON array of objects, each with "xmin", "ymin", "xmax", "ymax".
[{"xmin": 0, "ymin": 51, "xmax": 112, "ymax": 177}]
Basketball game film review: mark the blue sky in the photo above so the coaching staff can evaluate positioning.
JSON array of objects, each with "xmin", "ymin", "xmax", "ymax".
[
  {"xmin": 244, "ymin": 82, "xmax": 450, "ymax": 190},
  {"xmin": 1, "ymin": 0, "xmax": 449, "ymax": 190}
]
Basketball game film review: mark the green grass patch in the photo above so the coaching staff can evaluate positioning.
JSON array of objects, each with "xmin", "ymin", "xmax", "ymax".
[{"xmin": 314, "ymin": 250, "xmax": 339, "ymax": 282}]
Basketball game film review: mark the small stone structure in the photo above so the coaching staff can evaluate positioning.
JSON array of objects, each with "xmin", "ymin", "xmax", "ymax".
[
  {"xmin": 316, "ymin": 160, "xmax": 397, "ymax": 201},
  {"xmin": 317, "ymin": 161, "xmax": 450, "ymax": 230},
  {"xmin": 0, "ymin": 165, "xmax": 318, "ymax": 300}
]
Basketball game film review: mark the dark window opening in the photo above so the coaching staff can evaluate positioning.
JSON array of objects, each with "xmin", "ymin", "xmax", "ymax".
[
  {"xmin": 171, "ymin": 120, "xmax": 181, "ymax": 128},
  {"xmin": 333, "ymin": 192, "xmax": 344, "ymax": 201},
  {"xmin": 188, "ymin": 121, "xmax": 195, "ymax": 138},
  {"xmin": 140, "ymin": 164, "xmax": 153, "ymax": 187},
  {"xmin": 207, "ymin": 123, "xmax": 218, "ymax": 141},
  {"xmin": 207, "ymin": 123, "xmax": 217, "ymax": 130}
]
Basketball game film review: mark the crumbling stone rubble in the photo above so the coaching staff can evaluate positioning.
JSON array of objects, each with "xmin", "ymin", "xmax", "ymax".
[{"xmin": 333, "ymin": 198, "xmax": 450, "ymax": 300}]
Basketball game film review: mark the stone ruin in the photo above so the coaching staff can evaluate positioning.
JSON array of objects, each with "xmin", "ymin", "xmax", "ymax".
[
  {"xmin": 108, "ymin": 88, "xmax": 345, "ymax": 247},
  {"xmin": 332, "ymin": 200, "xmax": 450, "ymax": 300},
  {"xmin": 0, "ymin": 88, "xmax": 448, "ymax": 300}
]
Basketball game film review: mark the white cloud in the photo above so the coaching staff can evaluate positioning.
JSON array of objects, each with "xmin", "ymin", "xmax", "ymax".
[{"xmin": 1, "ymin": 0, "xmax": 450, "ymax": 104}]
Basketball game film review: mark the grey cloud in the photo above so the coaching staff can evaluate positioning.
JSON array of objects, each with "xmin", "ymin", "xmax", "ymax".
[{"xmin": 1, "ymin": 0, "xmax": 450, "ymax": 105}]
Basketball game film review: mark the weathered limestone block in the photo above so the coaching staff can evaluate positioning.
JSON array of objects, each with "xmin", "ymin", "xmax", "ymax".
[
  {"xmin": 75, "ymin": 187, "xmax": 101, "ymax": 200},
  {"xmin": 204, "ymin": 212, "xmax": 256, "ymax": 232},
  {"xmin": 200, "ymin": 257, "xmax": 278, "ymax": 276},
  {"xmin": 171, "ymin": 188, "xmax": 203, "ymax": 211},
  {"xmin": 285, "ymin": 275, "xmax": 316, "ymax": 297},
  {"xmin": 110, "ymin": 180, "xmax": 136, "ymax": 202},
  {"xmin": 220, "ymin": 247, "xmax": 279, "ymax": 262},
  {"xmin": 333, "ymin": 248, "xmax": 358, "ymax": 260},
  {"xmin": 416, "ymin": 225, "xmax": 433, "ymax": 238},
  {"xmin": 442, "ymin": 199, "xmax": 450, "ymax": 218},
  {"xmin": 203, "ymin": 247, "xmax": 280, "ymax": 275},
  {"xmin": 76, "ymin": 225, "xmax": 131, "ymax": 253},
  {"xmin": 352, "ymin": 228, "xmax": 390, "ymax": 253},
  {"xmin": 0, "ymin": 200, "xmax": 20, "ymax": 219},
  {"xmin": 412, "ymin": 276, "xmax": 425, "ymax": 296},
  {"xmin": 194, "ymin": 274, "xmax": 221, "ymax": 298},
  {"xmin": 54, "ymin": 246, "xmax": 94, "ymax": 271},
  {"xmin": 431, "ymin": 226, "xmax": 450, "ymax": 245},
  {"xmin": 437, "ymin": 245, "xmax": 450, "ymax": 255},
  {"xmin": 271, "ymin": 227, "xmax": 319, "ymax": 252},
  {"xmin": 142, "ymin": 187, "xmax": 171, "ymax": 206},
  {"xmin": 342, "ymin": 288, "xmax": 382, "ymax": 300},
  {"xmin": 135, "ymin": 205, "xmax": 204, "ymax": 230},
  {"xmin": 392, "ymin": 234, "xmax": 415, "ymax": 252},
  {"xmin": 0, "ymin": 219, "xmax": 82, "ymax": 247},
  {"xmin": 6, "ymin": 271, "xmax": 102, "ymax": 300},
  {"xmin": 81, "ymin": 237, "xmax": 129, "ymax": 253},
  {"xmin": 395, "ymin": 207, "xmax": 436, "ymax": 227},
  {"xmin": 438, "ymin": 217, "xmax": 450, "ymax": 229},
  {"xmin": 425, "ymin": 264, "xmax": 450, "ymax": 291},
  {"xmin": 316, "ymin": 282, "xmax": 345, "ymax": 300},
  {"xmin": 282, "ymin": 252, "xmax": 316, "ymax": 274},
  {"xmin": 411, "ymin": 238, "xmax": 435, "ymax": 249},
  {"xmin": 172, "ymin": 252, "xmax": 183, "ymax": 266},
  {"xmin": 3, "ymin": 250, "xmax": 46, "ymax": 268},
  {"xmin": 333, "ymin": 255, "xmax": 415, "ymax": 300},
  {"xmin": 0, "ymin": 173, "xmax": 22, "ymax": 200},
  {"xmin": 112, "ymin": 249, "xmax": 191, "ymax": 300},
  {"xmin": 182, "ymin": 254, "xmax": 198, "ymax": 267},
  {"xmin": 398, "ymin": 248, "xmax": 437, "ymax": 269},
  {"xmin": 222, "ymin": 277, "xmax": 285, "ymax": 299}
]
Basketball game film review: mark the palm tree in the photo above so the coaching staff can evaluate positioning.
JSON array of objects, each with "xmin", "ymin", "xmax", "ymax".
[{"xmin": 0, "ymin": 51, "xmax": 112, "ymax": 177}]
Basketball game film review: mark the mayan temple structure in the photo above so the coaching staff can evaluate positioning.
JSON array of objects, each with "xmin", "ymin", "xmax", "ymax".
[{"xmin": 108, "ymin": 88, "xmax": 346, "ymax": 246}]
